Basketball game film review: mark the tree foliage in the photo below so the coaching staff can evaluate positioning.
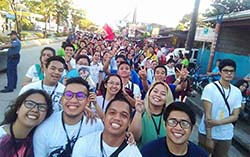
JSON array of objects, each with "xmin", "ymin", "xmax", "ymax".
[{"xmin": 203, "ymin": 0, "xmax": 250, "ymax": 17}]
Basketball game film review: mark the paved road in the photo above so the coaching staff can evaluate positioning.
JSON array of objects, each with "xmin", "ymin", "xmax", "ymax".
[
  {"xmin": 0, "ymin": 43, "xmax": 247, "ymax": 156},
  {"xmin": 0, "ymin": 42, "xmax": 61, "ymax": 121}
]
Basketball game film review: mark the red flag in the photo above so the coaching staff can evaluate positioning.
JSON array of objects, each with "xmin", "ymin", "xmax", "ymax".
[{"xmin": 103, "ymin": 23, "xmax": 114, "ymax": 40}]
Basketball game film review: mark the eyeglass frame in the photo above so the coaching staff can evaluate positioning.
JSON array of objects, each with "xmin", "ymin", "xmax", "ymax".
[
  {"xmin": 221, "ymin": 69, "xmax": 235, "ymax": 74},
  {"xmin": 166, "ymin": 118, "xmax": 192, "ymax": 129},
  {"xmin": 23, "ymin": 100, "xmax": 48, "ymax": 112},
  {"xmin": 63, "ymin": 90, "xmax": 88, "ymax": 101},
  {"xmin": 106, "ymin": 81, "xmax": 121, "ymax": 86}
]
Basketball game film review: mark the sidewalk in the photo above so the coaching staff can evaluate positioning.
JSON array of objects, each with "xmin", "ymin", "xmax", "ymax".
[
  {"xmin": 186, "ymin": 94, "xmax": 250, "ymax": 153},
  {"xmin": 0, "ymin": 36, "xmax": 66, "ymax": 71}
]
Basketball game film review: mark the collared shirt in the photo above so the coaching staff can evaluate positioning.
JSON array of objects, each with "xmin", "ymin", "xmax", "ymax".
[{"xmin": 7, "ymin": 38, "xmax": 21, "ymax": 56}]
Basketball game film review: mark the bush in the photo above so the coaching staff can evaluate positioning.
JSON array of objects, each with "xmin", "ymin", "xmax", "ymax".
[
  {"xmin": 20, "ymin": 31, "xmax": 31, "ymax": 40},
  {"xmin": 55, "ymin": 32, "xmax": 68, "ymax": 37},
  {"xmin": 0, "ymin": 35, "xmax": 10, "ymax": 43},
  {"xmin": 34, "ymin": 32, "xmax": 44, "ymax": 38}
]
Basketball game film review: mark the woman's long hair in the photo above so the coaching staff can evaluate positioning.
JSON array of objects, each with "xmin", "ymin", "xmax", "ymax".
[
  {"xmin": 1, "ymin": 89, "xmax": 53, "ymax": 125},
  {"xmin": 144, "ymin": 81, "xmax": 174, "ymax": 118},
  {"xmin": 99, "ymin": 74, "xmax": 123, "ymax": 98}
]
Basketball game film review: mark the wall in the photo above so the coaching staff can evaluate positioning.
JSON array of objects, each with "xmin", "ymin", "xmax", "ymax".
[
  {"xmin": 197, "ymin": 49, "xmax": 250, "ymax": 80},
  {"xmin": 216, "ymin": 26, "xmax": 250, "ymax": 55}
]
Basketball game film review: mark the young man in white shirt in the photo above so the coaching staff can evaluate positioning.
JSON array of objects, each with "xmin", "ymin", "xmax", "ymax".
[
  {"xmin": 19, "ymin": 56, "xmax": 66, "ymax": 111},
  {"xmin": 33, "ymin": 77, "xmax": 104, "ymax": 157},
  {"xmin": 198, "ymin": 59, "xmax": 242, "ymax": 157},
  {"xmin": 72, "ymin": 97, "xmax": 142, "ymax": 157}
]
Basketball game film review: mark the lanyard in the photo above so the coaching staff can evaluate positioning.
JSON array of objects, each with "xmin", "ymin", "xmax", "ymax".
[
  {"xmin": 10, "ymin": 123, "xmax": 28, "ymax": 157},
  {"xmin": 151, "ymin": 113, "xmax": 163, "ymax": 137},
  {"xmin": 218, "ymin": 81, "xmax": 231, "ymax": 100},
  {"xmin": 61, "ymin": 112, "xmax": 83, "ymax": 153},
  {"xmin": 41, "ymin": 81, "xmax": 58, "ymax": 97},
  {"xmin": 100, "ymin": 133, "xmax": 127, "ymax": 157}
]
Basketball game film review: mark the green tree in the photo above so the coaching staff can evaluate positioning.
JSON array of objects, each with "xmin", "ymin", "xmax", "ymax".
[
  {"xmin": 203, "ymin": 0, "xmax": 250, "ymax": 17},
  {"xmin": 55, "ymin": 0, "xmax": 72, "ymax": 33},
  {"xmin": 0, "ymin": 0, "xmax": 9, "ymax": 10},
  {"xmin": 25, "ymin": 0, "xmax": 56, "ymax": 37}
]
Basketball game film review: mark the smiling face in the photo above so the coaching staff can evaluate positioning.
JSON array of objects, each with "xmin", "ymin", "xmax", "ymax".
[
  {"xmin": 44, "ymin": 61, "xmax": 64, "ymax": 85},
  {"xmin": 61, "ymin": 83, "xmax": 88, "ymax": 121},
  {"xmin": 105, "ymin": 76, "xmax": 122, "ymax": 96},
  {"xmin": 154, "ymin": 67, "xmax": 167, "ymax": 82},
  {"xmin": 103, "ymin": 100, "xmax": 130, "ymax": 136},
  {"xmin": 149, "ymin": 83, "xmax": 167, "ymax": 108},
  {"xmin": 16, "ymin": 93, "xmax": 48, "ymax": 128},
  {"xmin": 41, "ymin": 49, "xmax": 54, "ymax": 66},
  {"xmin": 166, "ymin": 111, "xmax": 192, "ymax": 146},
  {"xmin": 118, "ymin": 63, "xmax": 131, "ymax": 78}
]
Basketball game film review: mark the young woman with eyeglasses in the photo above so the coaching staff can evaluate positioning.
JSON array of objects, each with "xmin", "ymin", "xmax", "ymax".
[
  {"xmin": 22, "ymin": 47, "xmax": 56, "ymax": 87},
  {"xmin": 0, "ymin": 89, "xmax": 53, "ymax": 157},
  {"xmin": 129, "ymin": 81, "xmax": 174, "ymax": 148},
  {"xmin": 92, "ymin": 74, "xmax": 123, "ymax": 120}
]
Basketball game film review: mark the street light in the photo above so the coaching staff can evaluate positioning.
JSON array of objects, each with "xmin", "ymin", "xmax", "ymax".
[{"xmin": 207, "ymin": 3, "xmax": 228, "ymax": 72}]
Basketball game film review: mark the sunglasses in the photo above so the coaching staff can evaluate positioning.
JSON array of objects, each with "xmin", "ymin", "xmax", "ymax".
[
  {"xmin": 166, "ymin": 118, "xmax": 192, "ymax": 129},
  {"xmin": 23, "ymin": 100, "xmax": 48, "ymax": 112},
  {"xmin": 63, "ymin": 91, "xmax": 87, "ymax": 101}
]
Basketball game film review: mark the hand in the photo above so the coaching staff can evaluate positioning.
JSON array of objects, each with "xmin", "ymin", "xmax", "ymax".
[
  {"xmin": 135, "ymin": 95, "xmax": 144, "ymax": 114},
  {"xmin": 206, "ymin": 119, "xmax": 219, "ymax": 128},
  {"xmin": 125, "ymin": 132, "xmax": 136, "ymax": 145},
  {"xmin": 205, "ymin": 138, "xmax": 214, "ymax": 153},
  {"xmin": 89, "ymin": 92, "xmax": 97, "ymax": 105},
  {"xmin": 138, "ymin": 66, "xmax": 147, "ymax": 81},
  {"xmin": 83, "ymin": 106, "xmax": 97, "ymax": 125}
]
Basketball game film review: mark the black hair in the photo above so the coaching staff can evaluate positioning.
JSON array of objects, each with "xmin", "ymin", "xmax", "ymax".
[
  {"xmin": 64, "ymin": 43, "xmax": 75, "ymax": 51},
  {"xmin": 218, "ymin": 59, "xmax": 236, "ymax": 71},
  {"xmin": 104, "ymin": 96, "xmax": 132, "ymax": 118},
  {"xmin": 167, "ymin": 58, "xmax": 176, "ymax": 64},
  {"xmin": 1, "ymin": 89, "xmax": 53, "ymax": 125},
  {"xmin": 118, "ymin": 61, "xmax": 131, "ymax": 70},
  {"xmin": 154, "ymin": 65, "xmax": 167, "ymax": 75},
  {"xmin": 175, "ymin": 63, "xmax": 183, "ymax": 72},
  {"xmin": 235, "ymin": 79, "xmax": 249, "ymax": 96},
  {"xmin": 100, "ymin": 74, "xmax": 123, "ymax": 98},
  {"xmin": 163, "ymin": 102, "xmax": 196, "ymax": 127},
  {"xmin": 75, "ymin": 55, "xmax": 91, "ymax": 66},
  {"xmin": 115, "ymin": 54, "xmax": 126, "ymax": 61},
  {"xmin": 65, "ymin": 77, "xmax": 90, "ymax": 95},
  {"xmin": 40, "ymin": 47, "xmax": 56, "ymax": 63},
  {"xmin": 45, "ymin": 56, "xmax": 66, "ymax": 69}
]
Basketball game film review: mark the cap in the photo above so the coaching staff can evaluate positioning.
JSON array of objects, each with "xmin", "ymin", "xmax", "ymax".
[{"xmin": 7, "ymin": 30, "xmax": 18, "ymax": 36}]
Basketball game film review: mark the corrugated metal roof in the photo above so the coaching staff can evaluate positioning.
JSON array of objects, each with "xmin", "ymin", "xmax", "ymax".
[{"xmin": 203, "ymin": 9, "xmax": 250, "ymax": 23}]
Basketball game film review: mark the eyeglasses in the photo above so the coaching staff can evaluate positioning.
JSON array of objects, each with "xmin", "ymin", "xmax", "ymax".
[
  {"xmin": 63, "ymin": 91, "xmax": 87, "ymax": 101},
  {"xmin": 107, "ymin": 81, "xmax": 121, "ymax": 86},
  {"xmin": 23, "ymin": 100, "xmax": 48, "ymax": 112},
  {"xmin": 221, "ymin": 69, "xmax": 235, "ymax": 74},
  {"xmin": 166, "ymin": 118, "xmax": 192, "ymax": 129}
]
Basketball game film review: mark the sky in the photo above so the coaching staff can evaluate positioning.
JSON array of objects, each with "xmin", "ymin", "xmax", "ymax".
[{"xmin": 73, "ymin": 0, "xmax": 213, "ymax": 28}]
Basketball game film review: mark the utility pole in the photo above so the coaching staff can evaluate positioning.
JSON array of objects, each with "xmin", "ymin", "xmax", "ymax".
[{"xmin": 185, "ymin": 0, "xmax": 200, "ymax": 52}]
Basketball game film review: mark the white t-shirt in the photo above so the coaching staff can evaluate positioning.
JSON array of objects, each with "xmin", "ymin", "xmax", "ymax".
[
  {"xmin": 0, "ymin": 126, "xmax": 7, "ymax": 138},
  {"xmin": 25, "ymin": 64, "xmax": 41, "ymax": 82},
  {"xmin": 72, "ymin": 131, "xmax": 142, "ymax": 157},
  {"xmin": 33, "ymin": 111, "xmax": 104, "ymax": 157},
  {"xmin": 19, "ymin": 80, "xmax": 65, "ymax": 112},
  {"xmin": 165, "ymin": 65, "xmax": 176, "ymax": 77},
  {"xmin": 198, "ymin": 81, "xmax": 242, "ymax": 140},
  {"xmin": 96, "ymin": 96, "xmax": 110, "ymax": 112},
  {"xmin": 125, "ymin": 81, "xmax": 141, "ymax": 98}
]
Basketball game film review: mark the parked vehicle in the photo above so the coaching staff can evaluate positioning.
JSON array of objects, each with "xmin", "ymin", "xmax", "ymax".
[{"xmin": 166, "ymin": 48, "xmax": 199, "ymax": 64}]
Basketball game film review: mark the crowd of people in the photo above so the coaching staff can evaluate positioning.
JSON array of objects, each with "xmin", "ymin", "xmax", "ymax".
[{"xmin": 0, "ymin": 30, "xmax": 247, "ymax": 157}]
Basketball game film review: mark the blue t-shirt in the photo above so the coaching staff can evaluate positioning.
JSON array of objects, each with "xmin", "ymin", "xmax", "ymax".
[
  {"xmin": 212, "ymin": 66, "xmax": 220, "ymax": 81},
  {"xmin": 8, "ymin": 39, "xmax": 21, "ymax": 56},
  {"xmin": 141, "ymin": 137, "xmax": 208, "ymax": 157}
]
